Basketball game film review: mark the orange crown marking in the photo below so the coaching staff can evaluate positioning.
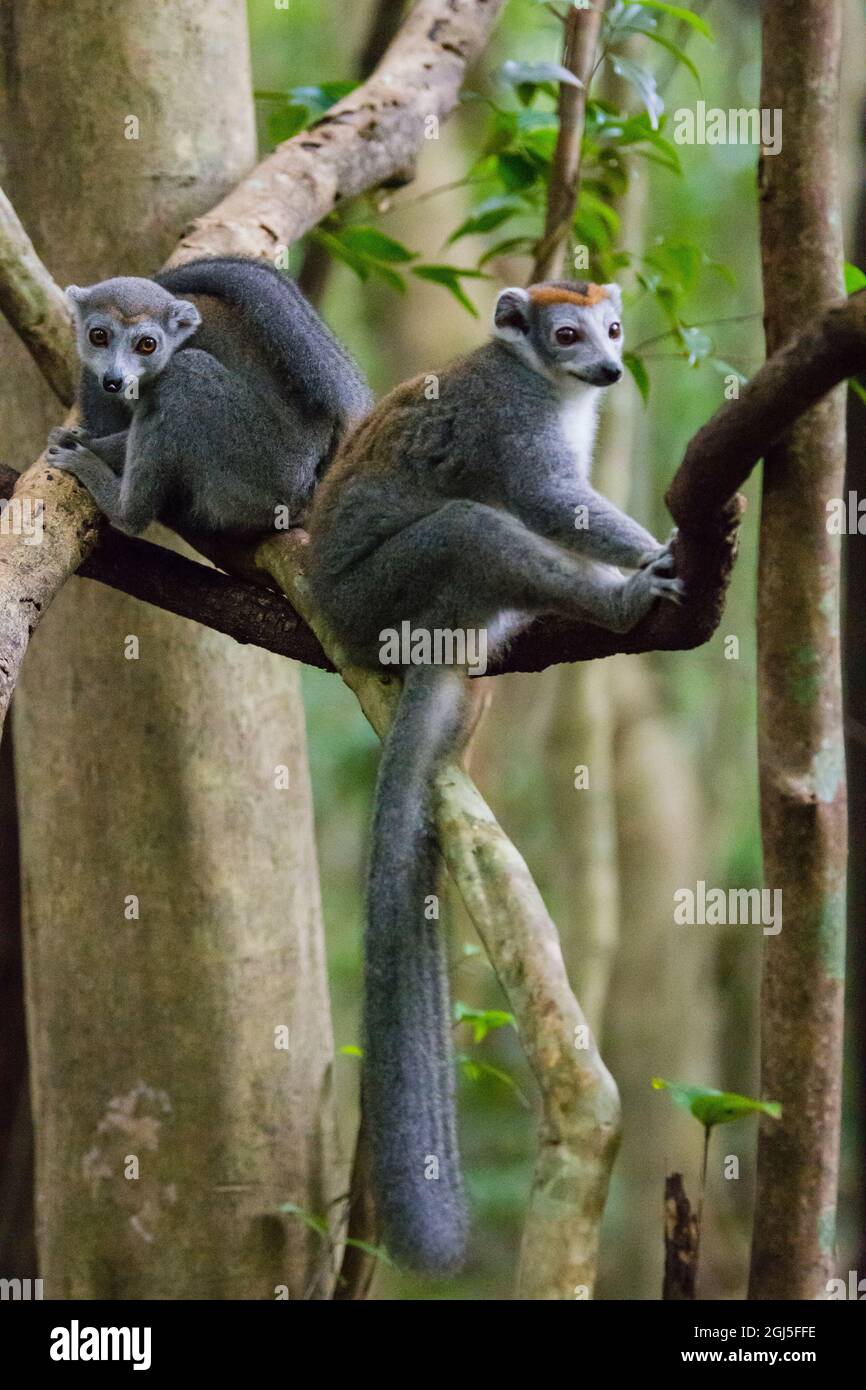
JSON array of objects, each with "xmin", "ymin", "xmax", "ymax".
[{"xmin": 529, "ymin": 283, "xmax": 608, "ymax": 308}]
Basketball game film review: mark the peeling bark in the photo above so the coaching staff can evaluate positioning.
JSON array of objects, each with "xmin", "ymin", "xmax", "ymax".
[{"xmin": 171, "ymin": 0, "xmax": 507, "ymax": 265}]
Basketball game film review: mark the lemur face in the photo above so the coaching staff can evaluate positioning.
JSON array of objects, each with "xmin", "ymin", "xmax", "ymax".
[
  {"xmin": 493, "ymin": 280, "xmax": 624, "ymax": 387},
  {"xmin": 66, "ymin": 277, "xmax": 201, "ymax": 398}
]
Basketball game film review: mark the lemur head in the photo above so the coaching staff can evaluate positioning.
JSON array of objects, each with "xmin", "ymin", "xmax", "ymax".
[
  {"xmin": 66, "ymin": 277, "xmax": 202, "ymax": 397},
  {"xmin": 492, "ymin": 280, "xmax": 624, "ymax": 388}
]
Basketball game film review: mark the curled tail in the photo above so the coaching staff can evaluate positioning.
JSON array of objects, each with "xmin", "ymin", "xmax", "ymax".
[
  {"xmin": 155, "ymin": 256, "xmax": 372, "ymax": 426},
  {"xmin": 365, "ymin": 664, "xmax": 469, "ymax": 1273}
]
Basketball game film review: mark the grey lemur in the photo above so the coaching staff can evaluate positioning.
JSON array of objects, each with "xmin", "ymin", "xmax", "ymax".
[
  {"xmin": 307, "ymin": 279, "xmax": 684, "ymax": 1274},
  {"xmin": 47, "ymin": 256, "xmax": 372, "ymax": 536}
]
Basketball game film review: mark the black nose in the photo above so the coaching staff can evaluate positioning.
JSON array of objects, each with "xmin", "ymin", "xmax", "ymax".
[
  {"xmin": 599, "ymin": 362, "xmax": 622, "ymax": 384},
  {"xmin": 102, "ymin": 373, "xmax": 123, "ymax": 394}
]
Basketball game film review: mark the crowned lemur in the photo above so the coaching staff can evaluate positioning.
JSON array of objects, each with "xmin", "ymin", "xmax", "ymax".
[
  {"xmin": 307, "ymin": 279, "xmax": 684, "ymax": 1275},
  {"xmin": 47, "ymin": 255, "xmax": 371, "ymax": 534}
]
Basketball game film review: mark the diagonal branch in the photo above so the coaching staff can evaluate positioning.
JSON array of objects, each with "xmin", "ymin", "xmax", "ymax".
[
  {"xmin": 171, "ymin": 0, "xmax": 507, "ymax": 265},
  {"xmin": 0, "ymin": 187, "xmax": 78, "ymax": 406}
]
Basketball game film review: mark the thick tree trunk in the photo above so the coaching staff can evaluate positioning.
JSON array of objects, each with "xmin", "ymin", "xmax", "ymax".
[
  {"xmin": 748, "ymin": 0, "xmax": 847, "ymax": 1301},
  {"xmin": 846, "ymin": 88, "xmax": 866, "ymax": 1279},
  {"xmin": 1, "ymin": 0, "xmax": 337, "ymax": 1298}
]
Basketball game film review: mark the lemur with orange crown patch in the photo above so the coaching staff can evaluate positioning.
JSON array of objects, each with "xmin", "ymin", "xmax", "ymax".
[{"xmin": 307, "ymin": 279, "xmax": 684, "ymax": 1275}]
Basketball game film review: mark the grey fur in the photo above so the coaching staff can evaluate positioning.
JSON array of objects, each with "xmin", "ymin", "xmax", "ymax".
[
  {"xmin": 307, "ymin": 280, "xmax": 684, "ymax": 1273},
  {"xmin": 49, "ymin": 257, "xmax": 372, "ymax": 537}
]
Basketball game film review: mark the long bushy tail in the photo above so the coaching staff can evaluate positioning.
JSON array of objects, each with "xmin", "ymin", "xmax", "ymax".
[
  {"xmin": 155, "ymin": 256, "xmax": 372, "ymax": 424},
  {"xmin": 365, "ymin": 664, "xmax": 469, "ymax": 1273}
]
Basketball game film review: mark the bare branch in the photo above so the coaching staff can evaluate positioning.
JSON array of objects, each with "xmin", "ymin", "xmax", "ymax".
[
  {"xmin": 532, "ymin": 1, "xmax": 604, "ymax": 281},
  {"xmin": 0, "ymin": 186, "xmax": 78, "ymax": 405},
  {"xmin": 170, "ymin": 0, "xmax": 508, "ymax": 265}
]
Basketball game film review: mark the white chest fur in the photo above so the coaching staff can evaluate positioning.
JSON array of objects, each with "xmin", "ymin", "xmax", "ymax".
[{"xmin": 557, "ymin": 384, "xmax": 601, "ymax": 478}]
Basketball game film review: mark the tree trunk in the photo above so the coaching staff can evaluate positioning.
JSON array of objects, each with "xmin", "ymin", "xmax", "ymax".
[
  {"xmin": 748, "ymin": 0, "xmax": 847, "ymax": 1301},
  {"xmin": 1, "ymin": 0, "xmax": 337, "ymax": 1298}
]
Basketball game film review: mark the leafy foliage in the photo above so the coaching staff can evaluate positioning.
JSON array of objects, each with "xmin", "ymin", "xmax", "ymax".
[
  {"xmin": 652, "ymin": 1077, "xmax": 782, "ymax": 1128},
  {"xmin": 284, "ymin": 1, "xmax": 736, "ymax": 390},
  {"xmin": 255, "ymin": 80, "xmax": 358, "ymax": 145}
]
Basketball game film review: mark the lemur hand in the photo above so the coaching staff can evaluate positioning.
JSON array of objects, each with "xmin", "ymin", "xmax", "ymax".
[{"xmin": 47, "ymin": 425, "xmax": 92, "ymax": 452}]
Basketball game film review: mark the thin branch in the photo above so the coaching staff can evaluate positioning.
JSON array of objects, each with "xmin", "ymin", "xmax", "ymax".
[
  {"xmin": 170, "ymin": 0, "xmax": 508, "ymax": 266},
  {"xmin": 629, "ymin": 312, "xmax": 763, "ymax": 355},
  {"xmin": 532, "ymin": 1, "xmax": 604, "ymax": 281},
  {"xmin": 0, "ymin": 187, "xmax": 78, "ymax": 406}
]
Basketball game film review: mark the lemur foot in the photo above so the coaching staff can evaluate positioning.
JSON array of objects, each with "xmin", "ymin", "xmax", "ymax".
[
  {"xmin": 642, "ymin": 551, "xmax": 684, "ymax": 605},
  {"xmin": 638, "ymin": 528, "xmax": 679, "ymax": 570},
  {"xmin": 47, "ymin": 425, "xmax": 90, "ymax": 451}
]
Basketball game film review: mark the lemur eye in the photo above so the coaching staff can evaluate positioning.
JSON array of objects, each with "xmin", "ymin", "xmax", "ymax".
[
  {"xmin": 135, "ymin": 336, "xmax": 158, "ymax": 355},
  {"xmin": 555, "ymin": 326, "xmax": 580, "ymax": 346},
  {"xmin": 88, "ymin": 327, "xmax": 109, "ymax": 347},
  {"xmin": 609, "ymin": 321, "xmax": 622, "ymax": 339}
]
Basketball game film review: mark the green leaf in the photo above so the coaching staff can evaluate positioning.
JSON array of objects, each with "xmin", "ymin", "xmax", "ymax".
[
  {"xmin": 652, "ymin": 1078, "xmax": 782, "ymax": 1128},
  {"xmin": 310, "ymin": 228, "xmax": 370, "ymax": 281},
  {"xmin": 608, "ymin": 54, "xmax": 664, "ymax": 130},
  {"xmin": 849, "ymin": 378, "xmax": 866, "ymax": 407},
  {"xmin": 340, "ymin": 227, "xmax": 417, "ymax": 262},
  {"xmin": 288, "ymin": 81, "xmax": 357, "ymax": 112},
  {"xmin": 454, "ymin": 1001, "xmax": 516, "ymax": 1043},
  {"xmin": 500, "ymin": 60, "xmax": 584, "ymax": 91},
  {"xmin": 268, "ymin": 104, "xmax": 311, "ymax": 143},
  {"xmin": 447, "ymin": 195, "xmax": 524, "ymax": 246},
  {"xmin": 677, "ymin": 324, "xmax": 713, "ymax": 366},
  {"xmin": 623, "ymin": 352, "xmax": 650, "ymax": 404},
  {"xmin": 311, "ymin": 230, "xmax": 408, "ymax": 293},
  {"xmin": 411, "ymin": 264, "xmax": 486, "ymax": 316},
  {"xmin": 277, "ymin": 1202, "xmax": 330, "ymax": 1237},
  {"xmin": 456, "ymin": 1054, "xmax": 529, "ymax": 1104},
  {"xmin": 845, "ymin": 262, "xmax": 866, "ymax": 293},
  {"xmin": 339, "ymin": 1044, "xmax": 363, "ymax": 1058},
  {"xmin": 370, "ymin": 264, "xmax": 408, "ymax": 294},
  {"xmin": 646, "ymin": 238, "xmax": 702, "ymax": 292},
  {"xmin": 477, "ymin": 236, "xmax": 535, "ymax": 268},
  {"xmin": 628, "ymin": 1, "xmax": 714, "ymax": 39},
  {"xmin": 497, "ymin": 152, "xmax": 539, "ymax": 192},
  {"xmin": 708, "ymin": 357, "xmax": 748, "ymax": 385},
  {"xmin": 342, "ymin": 1238, "xmax": 394, "ymax": 1266},
  {"xmin": 623, "ymin": 26, "xmax": 702, "ymax": 86},
  {"xmin": 631, "ymin": 143, "xmax": 681, "ymax": 175}
]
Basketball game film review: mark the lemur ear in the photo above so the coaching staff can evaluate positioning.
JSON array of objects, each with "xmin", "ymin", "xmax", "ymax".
[
  {"xmin": 65, "ymin": 285, "xmax": 87, "ymax": 313},
  {"xmin": 493, "ymin": 286, "xmax": 531, "ymax": 337},
  {"xmin": 602, "ymin": 283, "xmax": 623, "ymax": 313},
  {"xmin": 168, "ymin": 298, "xmax": 202, "ymax": 334}
]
